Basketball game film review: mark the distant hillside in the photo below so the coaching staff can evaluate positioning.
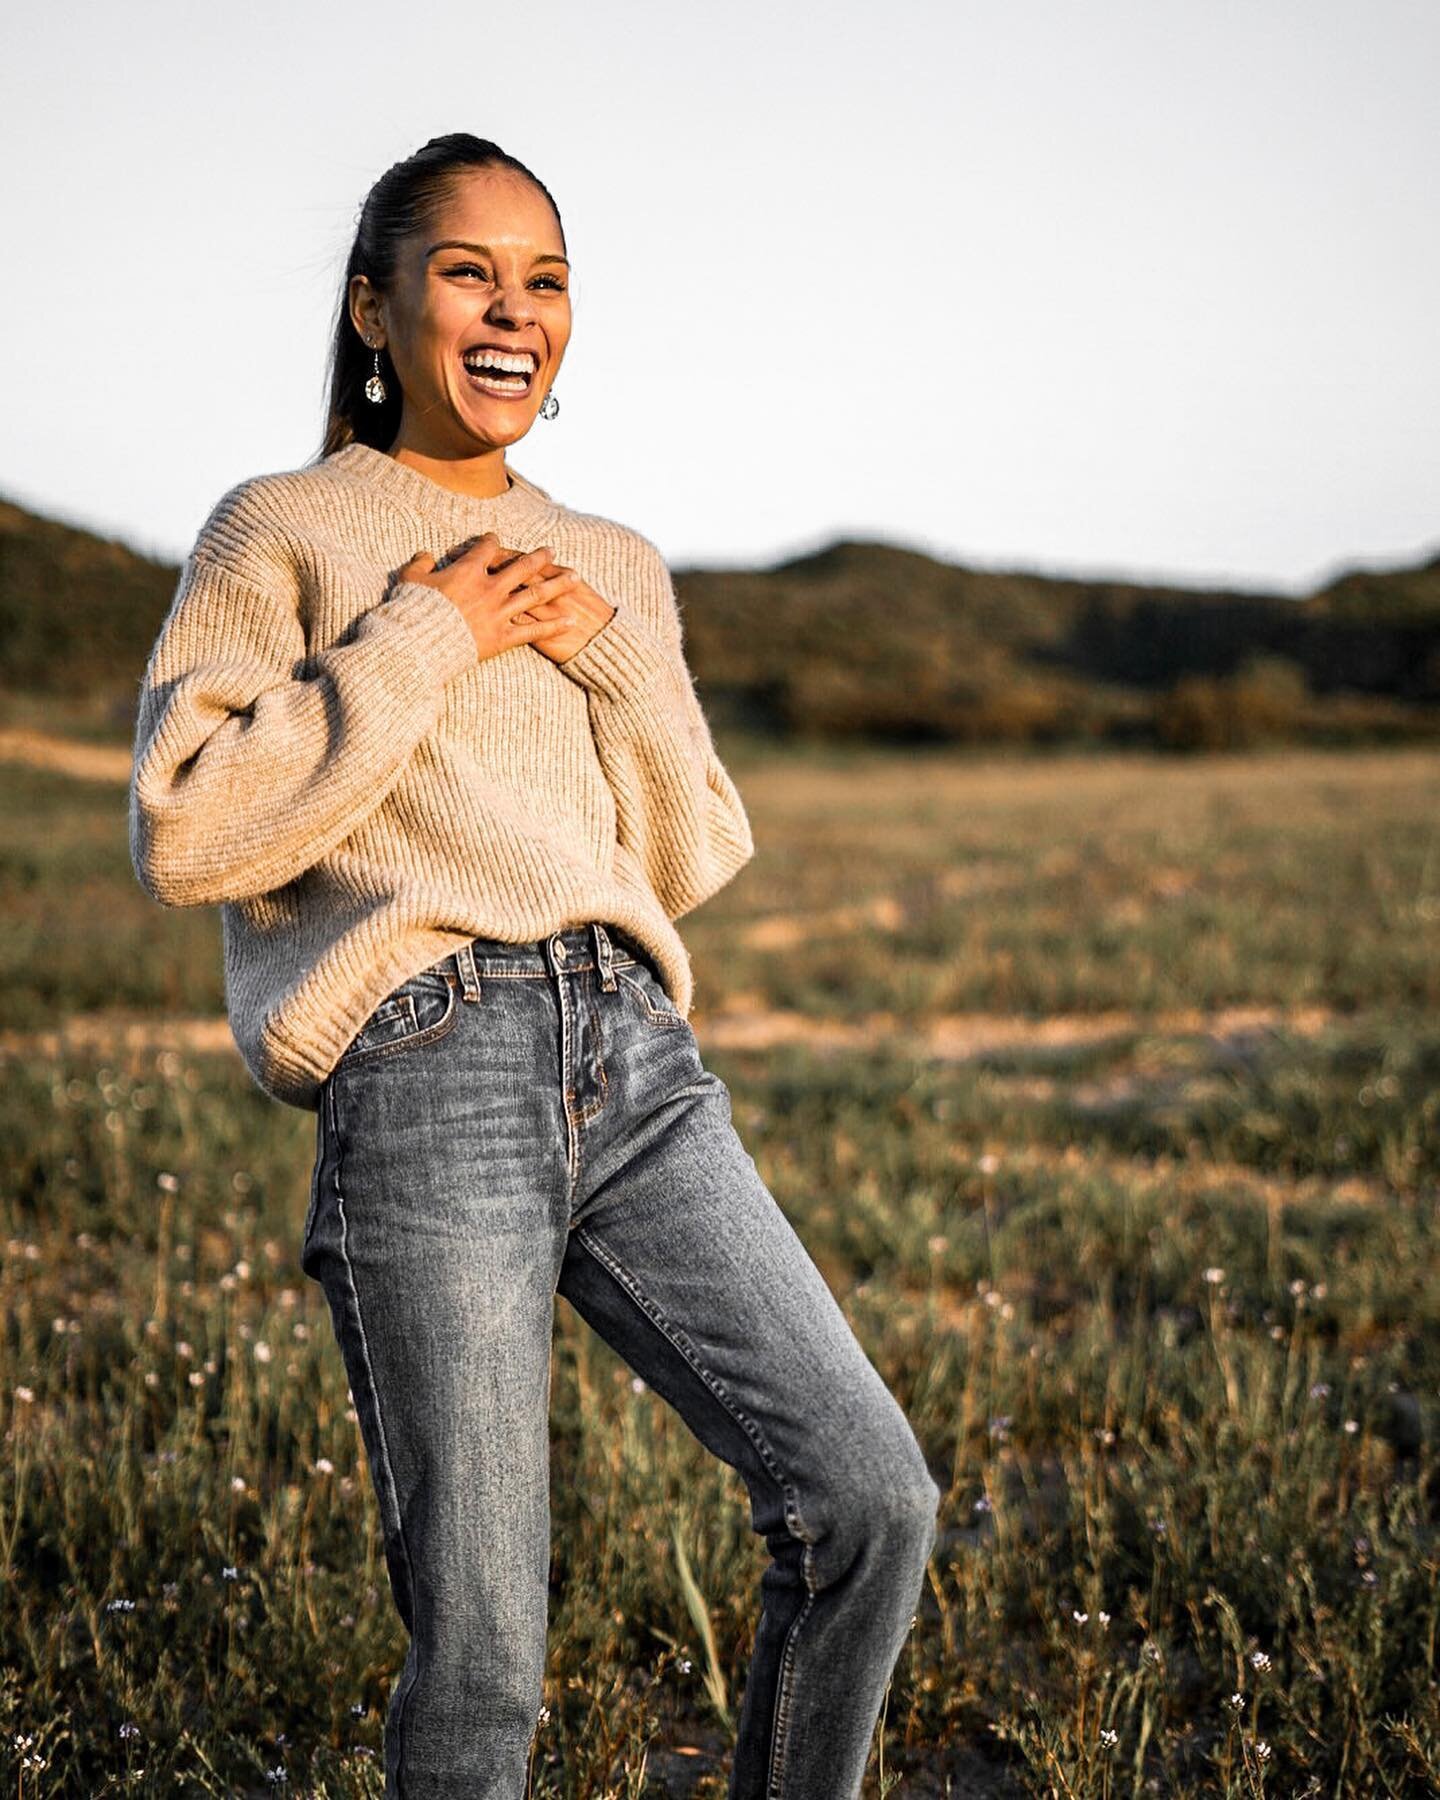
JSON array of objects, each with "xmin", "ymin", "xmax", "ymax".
[
  {"xmin": 0, "ymin": 500, "xmax": 178, "ymax": 702},
  {"xmin": 674, "ymin": 538, "xmax": 1440, "ymax": 744},
  {"xmin": 2, "ymin": 493, "xmax": 1437, "ymax": 750},
  {"xmin": 1310, "ymin": 549, "xmax": 1440, "ymax": 621}
]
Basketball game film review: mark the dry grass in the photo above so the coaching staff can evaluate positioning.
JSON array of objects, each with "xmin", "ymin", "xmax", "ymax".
[{"xmin": 2, "ymin": 736, "xmax": 1438, "ymax": 1796}]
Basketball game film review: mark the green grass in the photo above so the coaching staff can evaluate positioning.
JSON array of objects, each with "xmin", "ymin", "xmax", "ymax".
[{"xmin": 2, "ymin": 738, "xmax": 1439, "ymax": 1796}]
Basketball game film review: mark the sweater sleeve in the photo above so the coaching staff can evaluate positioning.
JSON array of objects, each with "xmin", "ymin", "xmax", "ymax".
[
  {"xmin": 129, "ymin": 502, "xmax": 478, "ymax": 909},
  {"xmin": 555, "ymin": 538, "xmax": 755, "ymax": 920}
]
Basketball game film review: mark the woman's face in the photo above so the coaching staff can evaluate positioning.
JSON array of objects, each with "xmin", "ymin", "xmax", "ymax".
[{"xmin": 352, "ymin": 165, "xmax": 572, "ymax": 457}]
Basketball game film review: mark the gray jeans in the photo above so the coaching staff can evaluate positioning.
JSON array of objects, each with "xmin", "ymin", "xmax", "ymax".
[{"xmin": 301, "ymin": 921, "xmax": 941, "ymax": 1798}]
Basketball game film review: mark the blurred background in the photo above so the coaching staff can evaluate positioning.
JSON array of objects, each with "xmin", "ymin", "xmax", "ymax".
[
  {"xmin": 5, "ymin": 0, "xmax": 1440, "ymax": 753},
  {"xmin": 3, "ymin": 4, "xmax": 1439, "ymax": 1795}
]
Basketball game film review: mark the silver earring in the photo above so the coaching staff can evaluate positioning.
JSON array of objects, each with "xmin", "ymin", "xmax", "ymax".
[
  {"xmin": 364, "ymin": 342, "xmax": 387, "ymax": 406},
  {"xmin": 539, "ymin": 389, "xmax": 559, "ymax": 422}
]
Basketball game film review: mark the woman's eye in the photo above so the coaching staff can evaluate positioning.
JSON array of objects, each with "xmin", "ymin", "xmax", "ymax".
[{"xmin": 443, "ymin": 263, "xmax": 564, "ymax": 291}]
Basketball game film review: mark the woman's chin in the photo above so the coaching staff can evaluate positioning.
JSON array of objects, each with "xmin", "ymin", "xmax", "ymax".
[
  {"xmin": 452, "ymin": 382, "xmax": 542, "ymax": 440},
  {"xmin": 448, "ymin": 410, "xmax": 537, "ymax": 451}
]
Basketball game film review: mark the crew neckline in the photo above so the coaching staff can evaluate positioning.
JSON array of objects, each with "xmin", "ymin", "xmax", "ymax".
[{"xmin": 325, "ymin": 441, "xmax": 557, "ymax": 532}]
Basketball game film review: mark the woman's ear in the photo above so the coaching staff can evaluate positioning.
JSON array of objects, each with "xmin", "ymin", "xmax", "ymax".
[{"xmin": 348, "ymin": 273, "xmax": 385, "ymax": 347}]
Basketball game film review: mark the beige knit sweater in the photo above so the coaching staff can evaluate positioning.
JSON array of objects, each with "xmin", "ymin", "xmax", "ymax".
[{"xmin": 128, "ymin": 442, "xmax": 755, "ymax": 1112}]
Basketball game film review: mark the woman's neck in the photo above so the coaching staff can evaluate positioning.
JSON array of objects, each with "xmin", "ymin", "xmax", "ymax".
[{"xmin": 384, "ymin": 441, "xmax": 513, "ymax": 499}]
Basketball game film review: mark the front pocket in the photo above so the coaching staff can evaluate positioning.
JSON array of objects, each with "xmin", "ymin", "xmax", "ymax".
[
  {"xmin": 616, "ymin": 964, "xmax": 686, "ymax": 1029},
  {"xmin": 338, "ymin": 970, "xmax": 461, "ymax": 1064}
]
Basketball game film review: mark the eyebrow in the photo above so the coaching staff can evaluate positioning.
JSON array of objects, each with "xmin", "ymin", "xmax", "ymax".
[{"xmin": 424, "ymin": 239, "xmax": 570, "ymax": 268}]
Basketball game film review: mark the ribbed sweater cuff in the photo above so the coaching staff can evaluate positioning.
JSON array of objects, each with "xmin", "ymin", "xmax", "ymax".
[
  {"xmin": 557, "ymin": 604, "xmax": 671, "ymax": 704},
  {"xmin": 376, "ymin": 581, "xmax": 479, "ymax": 684}
]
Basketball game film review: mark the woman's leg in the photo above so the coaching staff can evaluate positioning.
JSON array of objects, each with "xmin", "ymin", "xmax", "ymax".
[
  {"xmin": 556, "ymin": 934, "xmax": 942, "ymax": 1800},
  {"xmin": 301, "ymin": 953, "xmax": 574, "ymax": 1799}
]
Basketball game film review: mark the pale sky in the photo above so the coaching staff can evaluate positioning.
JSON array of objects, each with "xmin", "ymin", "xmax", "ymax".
[{"xmin": 4, "ymin": 0, "xmax": 1437, "ymax": 596}]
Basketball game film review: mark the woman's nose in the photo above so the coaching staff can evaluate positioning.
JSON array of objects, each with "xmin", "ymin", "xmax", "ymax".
[{"xmin": 487, "ymin": 280, "xmax": 536, "ymax": 325}]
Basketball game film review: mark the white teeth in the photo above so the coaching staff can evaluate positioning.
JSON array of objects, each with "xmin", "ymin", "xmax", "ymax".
[{"xmin": 462, "ymin": 348, "xmax": 536, "ymax": 375}]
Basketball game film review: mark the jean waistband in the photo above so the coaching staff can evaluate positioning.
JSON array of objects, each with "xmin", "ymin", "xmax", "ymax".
[{"xmin": 445, "ymin": 920, "xmax": 653, "ymax": 982}]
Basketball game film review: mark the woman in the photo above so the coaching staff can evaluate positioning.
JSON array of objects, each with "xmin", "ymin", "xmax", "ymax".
[{"xmin": 129, "ymin": 133, "xmax": 940, "ymax": 1799}]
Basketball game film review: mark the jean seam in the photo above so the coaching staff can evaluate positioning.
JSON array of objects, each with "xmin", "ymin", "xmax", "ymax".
[
  {"xmin": 557, "ymin": 975, "xmax": 581, "ymax": 1207},
  {"xmin": 570, "ymin": 992, "xmax": 609, "ymax": 1124},
  {"xmin": 459, "ymin": 958, "xmax": 637, "ymax": 979},
  {"xmin": 570, "ymin": 1226, "xmax": 820, "ymax": 1797},
  {"xmin": 329, "ymin": 1077, "xmax": 419, "ymax": 1795},
  {"xmin": 572, "ymin": 1226, "xmax": 811, "ymax": 1531},
  {"xmin": 615, "ymin": 967, "xmax": 685, "ymax": 1028},
  {"xmin": 766, "ymin": 1586, "xmax": 816, "ymax": 1799},
  {"xmin": 336, "ymin": 977, "xmax": 461, "ymax": 1068}
]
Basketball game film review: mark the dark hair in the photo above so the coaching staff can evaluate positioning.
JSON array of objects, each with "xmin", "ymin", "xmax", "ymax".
[{"xmin": 318, "ymin": 133, "xmax": 566, "ymax": 458}]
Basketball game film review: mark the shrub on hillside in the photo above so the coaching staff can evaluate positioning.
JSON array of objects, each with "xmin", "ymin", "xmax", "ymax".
[{"xmin": 1156, "ymin": 653, "xmax": 1310, "ymax": 750}]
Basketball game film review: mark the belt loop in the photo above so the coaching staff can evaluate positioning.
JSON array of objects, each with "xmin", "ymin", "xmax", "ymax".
[
  {"xmin": 592, "ymin": 921, "xmax": 618, "ymax": 992},
  {"xmin": 454, "ymin": 939, "xmax": 482, "ymax": 1003}
]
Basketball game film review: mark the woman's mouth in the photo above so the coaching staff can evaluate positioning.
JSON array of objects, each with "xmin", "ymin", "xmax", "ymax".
[{"xmin": 461, "ymin": 346, "xmax": 538, "ymax": 399}]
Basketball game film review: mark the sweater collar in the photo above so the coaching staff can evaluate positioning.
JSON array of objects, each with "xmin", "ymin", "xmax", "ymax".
[{"xmin": 325, "ymin": 441, "xmax": 558, "ymax": 535}]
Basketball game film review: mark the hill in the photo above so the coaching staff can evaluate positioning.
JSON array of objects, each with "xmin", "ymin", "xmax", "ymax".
[
  {"xmin": 2, "ymin": 493, "xmax": 1437, "ymax": 750},
  {"xmin": 674, "ymin": 535, "xmax": 1440, "ymax": 744}
]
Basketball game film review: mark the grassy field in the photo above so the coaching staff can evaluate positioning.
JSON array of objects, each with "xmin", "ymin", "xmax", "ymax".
[{"xmin": 2, "ymin": 733, "xmax": 1438, "ymax": 1797}]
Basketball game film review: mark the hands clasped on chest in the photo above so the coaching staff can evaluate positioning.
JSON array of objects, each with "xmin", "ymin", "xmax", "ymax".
[{"xmin": 398, "ymin": 532, "xmax": 616, "ymax": 668}]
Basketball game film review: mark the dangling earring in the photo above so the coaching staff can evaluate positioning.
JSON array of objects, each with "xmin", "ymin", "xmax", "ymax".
[
  {"xmin": 539, "ymin": 390, "xmax": 560, "ymax": 422},
  {"xmin": 364, "ymin": 339, "xmax": 387, "ymax": 406}
]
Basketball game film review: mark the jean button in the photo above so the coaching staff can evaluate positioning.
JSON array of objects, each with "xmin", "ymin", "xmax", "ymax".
[{"xmin": 552, "ymin": 936, "xmax": 568, "ymax": 964}]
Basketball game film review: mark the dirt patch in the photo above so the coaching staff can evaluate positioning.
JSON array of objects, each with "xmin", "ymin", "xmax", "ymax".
[
  {"xmin": 0, "ymin": 1001, "xmax": 1336, "ymax": 1068},
  {"xmin": 738, "ymin": 894, "xmax": 908, "ymax": 949},
  {"xmin": 0, "ymin": 726, "xmax": 131, "ymax": 783},
  {"xmin": 700, "ymin": 999, "xmax": 1334, "ymax": 1059},
  {"xmin": 0, "ymin": 1014, "xmax": 235, "ymax": 1060},
  {"xmin": 956, "ymin": 1135, "xmax": 1396, "ymax": 1212}
]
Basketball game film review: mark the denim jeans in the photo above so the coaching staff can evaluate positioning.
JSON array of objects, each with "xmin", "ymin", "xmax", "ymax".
[{"xmin": 301, "ymin": 920, "xmax": 941, "ymax": 1798}]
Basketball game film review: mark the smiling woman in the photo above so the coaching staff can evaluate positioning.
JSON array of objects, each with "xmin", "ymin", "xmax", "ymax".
[
  {"xmin": 322, "ymin": 142, "xmax": 572, "ymax": 483},
  {"xmin": 128, "ymin": 130, "xmax": 940, "ymax": 1800}
]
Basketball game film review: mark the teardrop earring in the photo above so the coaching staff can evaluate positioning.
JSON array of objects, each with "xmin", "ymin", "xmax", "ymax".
[
  {"xmin": 539, "ymin": 390, "xmax": 560, "ymax": 422},
  {"xmin": 364, "ymin": 341, "xmax": 387, "ymax": 406}
]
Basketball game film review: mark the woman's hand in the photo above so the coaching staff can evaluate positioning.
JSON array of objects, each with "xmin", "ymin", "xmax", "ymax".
[
  {"xmin": 396, "ymin": 533, "xmax": 581, "ymax": 664},
  {"xmin": 509, "ymin": 556, "xmax": 617, "ymax": 665},
  {"xmin": 397, "ymin": 535, "xmax": 616, "ymax": 666}
]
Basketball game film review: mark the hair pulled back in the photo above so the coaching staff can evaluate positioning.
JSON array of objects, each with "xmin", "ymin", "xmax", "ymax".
[{"xmin": 319, "ymin": 133, "xmax": 565, "ymax": 457}]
